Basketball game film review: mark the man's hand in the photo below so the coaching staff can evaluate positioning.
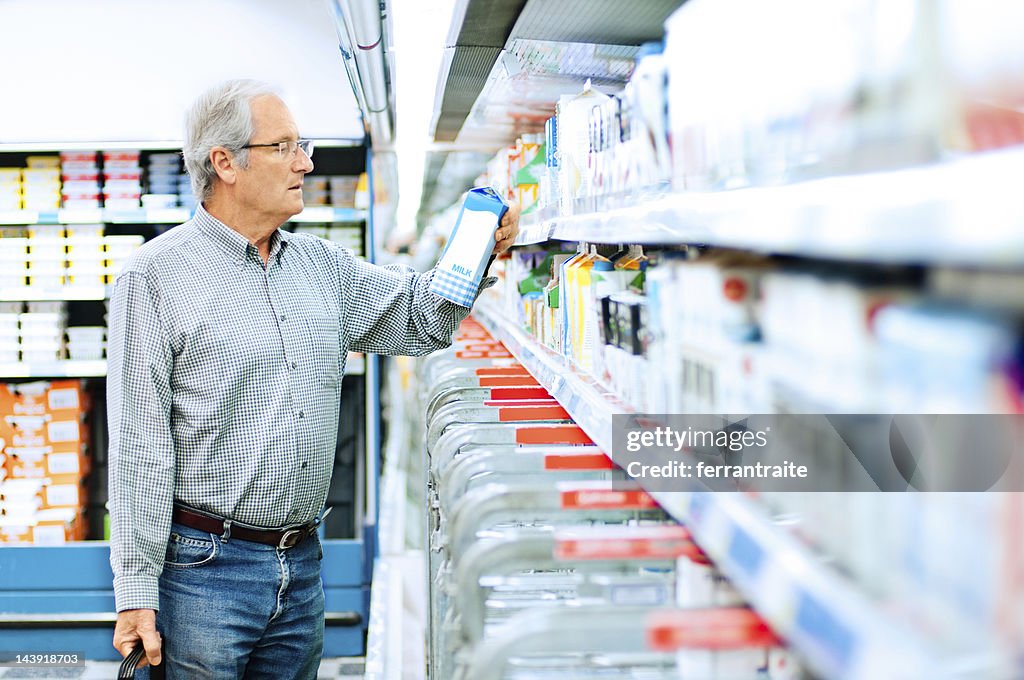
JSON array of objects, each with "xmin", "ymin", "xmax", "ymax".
[
  {"xmin": 113, "ymin": 609, "xmax": 162, "ymax": 669},
  {"xmin": 493, "ymin": 204, "xmax": 520, "ymax": 255}
]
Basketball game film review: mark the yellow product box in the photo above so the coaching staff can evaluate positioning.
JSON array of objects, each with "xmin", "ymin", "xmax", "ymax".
[
  {"xmin": 25, "ymin": 225, "xmax": 63, "ymax": 239},
  {"xmin": 65, "ymin": 236, "xmax": 105, "ymax": 258},
  {"xmin": 25, "ymin": 156, "xmax": 61, "ymax": 169},
  {"xmin": 65, "ymin": 269, "xmax": 104, "ymax": 287},
  {"xmin": 21, "ymin": 198, "xmax": 62, "ymax": 211},
  {"xmin": 20, "ymin": 168, "xmax": 60, "ymax": 183},
  {"xmin": 19, "ymin": 185, "xmax": 61, "ymax": 196},
  {"xmin": 0, "ymin": 169, "xmax": 22, "ymax": 185},
  {"xmin": 26, "ymin": 235, "xmax": 66, "ymax": 251},
  {"xmin": 64, "ymin": 223, "xmax": 104, "ymax": 238},
  {"xmin": 103, "ymin": 234, "xmax": 144, "ymax": 259}
]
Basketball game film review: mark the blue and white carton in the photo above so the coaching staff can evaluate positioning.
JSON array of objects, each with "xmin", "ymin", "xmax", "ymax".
[{"xmin": 430, "ymin": 187, "xmax": 508, "ymax": 307}]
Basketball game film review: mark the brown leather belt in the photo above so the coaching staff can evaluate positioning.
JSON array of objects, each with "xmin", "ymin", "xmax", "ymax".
[{"xmin": 172, "ymin": 505, "xmax": 315, "ymax": 549}]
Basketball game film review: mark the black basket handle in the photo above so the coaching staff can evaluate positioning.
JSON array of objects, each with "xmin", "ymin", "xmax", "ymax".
[{"xmin": 117, "ymin": 640, "xmax": 164, "ymax": 679}]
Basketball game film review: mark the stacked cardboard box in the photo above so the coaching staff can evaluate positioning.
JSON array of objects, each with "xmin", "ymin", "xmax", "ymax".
[
  {"xmin": 0, "ymin": 379, "xmax": 90, "ymax": 544},
  {"xmin": 61, "ymin": 152, "xmax": 102, "ymax": 210},
  {"xmin": 143, "ymin": 152, "xmax": 184, "ymax": 209},
  {"xmin": 0, "ymin": 168, "xmax": 20, "ymax": 210},
  {"xmin": 102, "ymin": 151, "xmax": 142, "ymax": 210}
]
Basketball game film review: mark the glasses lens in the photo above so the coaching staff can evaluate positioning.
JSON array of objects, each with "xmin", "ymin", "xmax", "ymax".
[{"xmin": 298, "ymin": 139, "xmax": 314, "ymax": 159}]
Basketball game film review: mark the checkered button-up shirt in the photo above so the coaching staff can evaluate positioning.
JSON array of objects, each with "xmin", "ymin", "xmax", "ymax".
[{"xmin": 107, "ymin": 204, "xmax": 490, "ymax": 611}]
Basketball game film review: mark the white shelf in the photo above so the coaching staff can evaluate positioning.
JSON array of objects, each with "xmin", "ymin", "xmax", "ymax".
[
  {"xmin": 472, "ymin": 297, "xmax": 954, "ymax": 680},
  {"xmin": 0, "ymin": 360, "xmax": 106, "ymax": 378},
  {"xmin": 0, "ymin": 208, "xmax": 190, "ymax": 225},
  {"xmin": 0, "ymin": 206, "xmax": 366, "ymax": 226},
  {"xmin": 515, "ymin": 148, "xmax": 1024, "ymax": 266},
  {"xmin": 0, "ymin": 286, "xmax": 108, "ymax": 301},
  {"xmin": 291, "ymin": 207, "xmax": 367, "ymax": 223}
]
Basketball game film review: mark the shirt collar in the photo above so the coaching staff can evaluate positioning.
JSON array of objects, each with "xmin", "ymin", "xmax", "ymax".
[{"xmin": 194, "ymin": 203, "xmax": 292, "ymax": 264}]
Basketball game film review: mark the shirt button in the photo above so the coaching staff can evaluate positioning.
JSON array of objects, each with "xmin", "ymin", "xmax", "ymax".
[
  {"xmin": 301, "ymin": 461, "xmax": 308, "ymax": 469},
  {"xmin": 290, "ymin": 361, "xmax": 297, "ymax": 370},
  {"xmin": 298, "ymin": 411, "xmax": 305, "ymax": 419},
  {"xmin": 280, "ymin": 315, "xmax": 286, "ymax": 322}
]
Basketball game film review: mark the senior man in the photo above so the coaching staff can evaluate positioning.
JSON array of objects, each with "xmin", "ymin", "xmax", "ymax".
[{"xmin": 108, "ymin": 79, "xmax": 518, "ymax": 678}]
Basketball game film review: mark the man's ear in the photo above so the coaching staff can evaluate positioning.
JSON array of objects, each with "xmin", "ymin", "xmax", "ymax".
[{"xmin": 210, "ymin": 147, "xmax": 237, "ymax": 186}]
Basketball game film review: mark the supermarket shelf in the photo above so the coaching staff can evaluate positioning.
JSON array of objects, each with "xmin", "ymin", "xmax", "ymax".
[
  {"xmin": 514, "ymin": 148, "xmax": 1024, "ymax": 266},
  {"xmin": 0, "ymin": 360, "xmax": 106, "ymax": 378},
  {"xmin": 472, "ymin": 297, "xmax": 955, "ymax": 680},
  {"xmin": 0, "ymin": 286, "xmax": 108, "ymax": 301},
  {"xmin": 290, "ymin": 207, "xmax": 367, "ymax": 223},
  {"xmin": 0, "ymin": 138, "xmax": 362, "ymax": 153},
  {"xmin": 472, "ymin": 299, "xmax": 632, "ymax": 449},
  {"xmin": 0, "ymin": 206, "xmax": 366, "ymax": 226},
  {"xmin": 0, "ymin": 207, "xmax": 190, "ymax": 225}
]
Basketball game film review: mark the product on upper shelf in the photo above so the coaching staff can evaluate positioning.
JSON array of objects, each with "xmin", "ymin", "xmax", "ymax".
[
  {"xmin": 329, "ymin": 175, "xmax": 358, "ymax": 208},
  {"xmin": 60, "ymin": 151, "xmax": 101, "ymax": 210},
  {"xmin": 101, "ymin": 150, "xmax": 142, "ymax": 210}
]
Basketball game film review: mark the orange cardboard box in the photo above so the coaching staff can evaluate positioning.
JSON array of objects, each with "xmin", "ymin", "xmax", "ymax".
[
  {"xmin": 0, "ymin": 508, "xmax": 82, "ymax": 544},
  {"xmin": 0, "ymin": 519, "xmax": 34, "ymax": 543},
  {"xmin": 5, "ymin": 447, "xmax": 89, "ymax": 483},
  {"xmin": 0, "ymin": 380, "xmax": 88, "ymax": 418},
  {"xmin": 41, "ymin": 480, "xmax": 88, "ymax": 509},
  {"xmin": 1, "ymin": 417, "xmax": 90, "ymax": 456},
  {"xmin": 0, "ymin": 478, "xmax": 45, "ymax": 506}
]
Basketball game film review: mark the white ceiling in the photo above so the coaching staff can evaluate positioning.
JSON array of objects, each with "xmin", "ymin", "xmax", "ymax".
[{"xmin": 0, "ymin": 0, "xmax": 365, "ymax": 145}]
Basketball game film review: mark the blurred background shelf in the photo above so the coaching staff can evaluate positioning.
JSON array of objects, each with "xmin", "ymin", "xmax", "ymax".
[
  {"xmin": 0, "ymin": 360, "xmax": 106, "ymax": 379},
  {"xmin": 0, "ymin": 286, "xmax": 108, "ymax": 301},
  {"xmin": 0, "ymin": 206, "xmax": 366, "ymax": 226}
]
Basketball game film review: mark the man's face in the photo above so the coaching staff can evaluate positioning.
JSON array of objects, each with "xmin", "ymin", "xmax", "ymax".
[{"xmin": 235, "ymin": 94, "xmax": 314, "ymax": 224}]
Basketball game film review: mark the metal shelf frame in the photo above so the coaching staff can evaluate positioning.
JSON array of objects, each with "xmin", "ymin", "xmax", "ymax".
[
  {"xmin": 472, "ymin": 298, "xmax": 957, "ymax": 680},
  {"xmin": 0, "ymin": 206, "xmax": 367, "ymax": 226}
]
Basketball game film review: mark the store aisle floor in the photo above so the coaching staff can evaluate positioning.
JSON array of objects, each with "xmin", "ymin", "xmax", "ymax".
[{"xmin": 0, "ymin": 657, "xmax": 365, "ymax": 679}]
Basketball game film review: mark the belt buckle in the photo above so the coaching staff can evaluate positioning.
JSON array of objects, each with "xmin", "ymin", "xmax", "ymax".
[{"xmin": 278, "ymin": 528, "xmax": 302, "ymax": 549}]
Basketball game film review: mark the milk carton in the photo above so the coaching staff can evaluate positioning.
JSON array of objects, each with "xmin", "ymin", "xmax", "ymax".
[{"xmin": 429, "ymin": 187, "xmax": 507, "ymax": 307}]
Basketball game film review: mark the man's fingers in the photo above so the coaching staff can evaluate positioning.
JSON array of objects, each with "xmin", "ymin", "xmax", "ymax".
[{"xmin": 142, "ymin": 630, "xmax": 163, "ymax": 667}]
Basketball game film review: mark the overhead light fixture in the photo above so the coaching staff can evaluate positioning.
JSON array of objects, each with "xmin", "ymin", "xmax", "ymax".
[
  {"xmin": 329, "ymin": 0, "xmax": 394, "ymax": 147},
  {"xmin": 391, "ymin": 0, "xmax": 457, "ymax": 239}
]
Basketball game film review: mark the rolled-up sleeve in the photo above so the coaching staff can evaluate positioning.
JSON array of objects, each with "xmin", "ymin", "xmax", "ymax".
[
  {"xmin": 107, "ymin": 270, "xmax": 175, "ymax": 612},
  {"xmin": 339, "ymin": 248, "xmax": 494, "ymax": 356}
]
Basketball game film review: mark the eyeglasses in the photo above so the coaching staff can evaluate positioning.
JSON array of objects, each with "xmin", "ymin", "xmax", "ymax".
[{"xmin": 241, "ymin": 139, "xmax": 314, "ymax": 160}]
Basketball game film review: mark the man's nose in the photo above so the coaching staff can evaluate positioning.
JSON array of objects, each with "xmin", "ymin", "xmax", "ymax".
[{"xmin": 294, "ymin": 149, "xmax": 313, "ymax": 173}]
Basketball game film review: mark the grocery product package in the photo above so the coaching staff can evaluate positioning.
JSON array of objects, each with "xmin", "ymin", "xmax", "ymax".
[{"xmin": 430, "ymin": 187, "xmax": 507, "ymax": 307}]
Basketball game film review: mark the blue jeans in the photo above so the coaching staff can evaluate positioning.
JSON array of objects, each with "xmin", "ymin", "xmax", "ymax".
[{"xmin": 141, "ymin": 521, "xmax": 324, "ymax": 679}]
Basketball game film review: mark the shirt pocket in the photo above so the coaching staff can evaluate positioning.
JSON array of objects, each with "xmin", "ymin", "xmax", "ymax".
[{"xmin": 304, "ymin": 316, "xmax": 341, "ymax": 388}]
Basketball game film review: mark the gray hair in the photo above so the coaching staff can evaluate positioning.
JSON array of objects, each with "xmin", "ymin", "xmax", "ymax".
[{"xmin": 183, "ymin": 79, "xmax": 281, "ymax": 202}]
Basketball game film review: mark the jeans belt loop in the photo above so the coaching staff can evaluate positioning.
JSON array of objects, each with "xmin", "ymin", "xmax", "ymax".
[{"xmin": 221, "ymin": 519, "xmax": 232, "ymax": 543}]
